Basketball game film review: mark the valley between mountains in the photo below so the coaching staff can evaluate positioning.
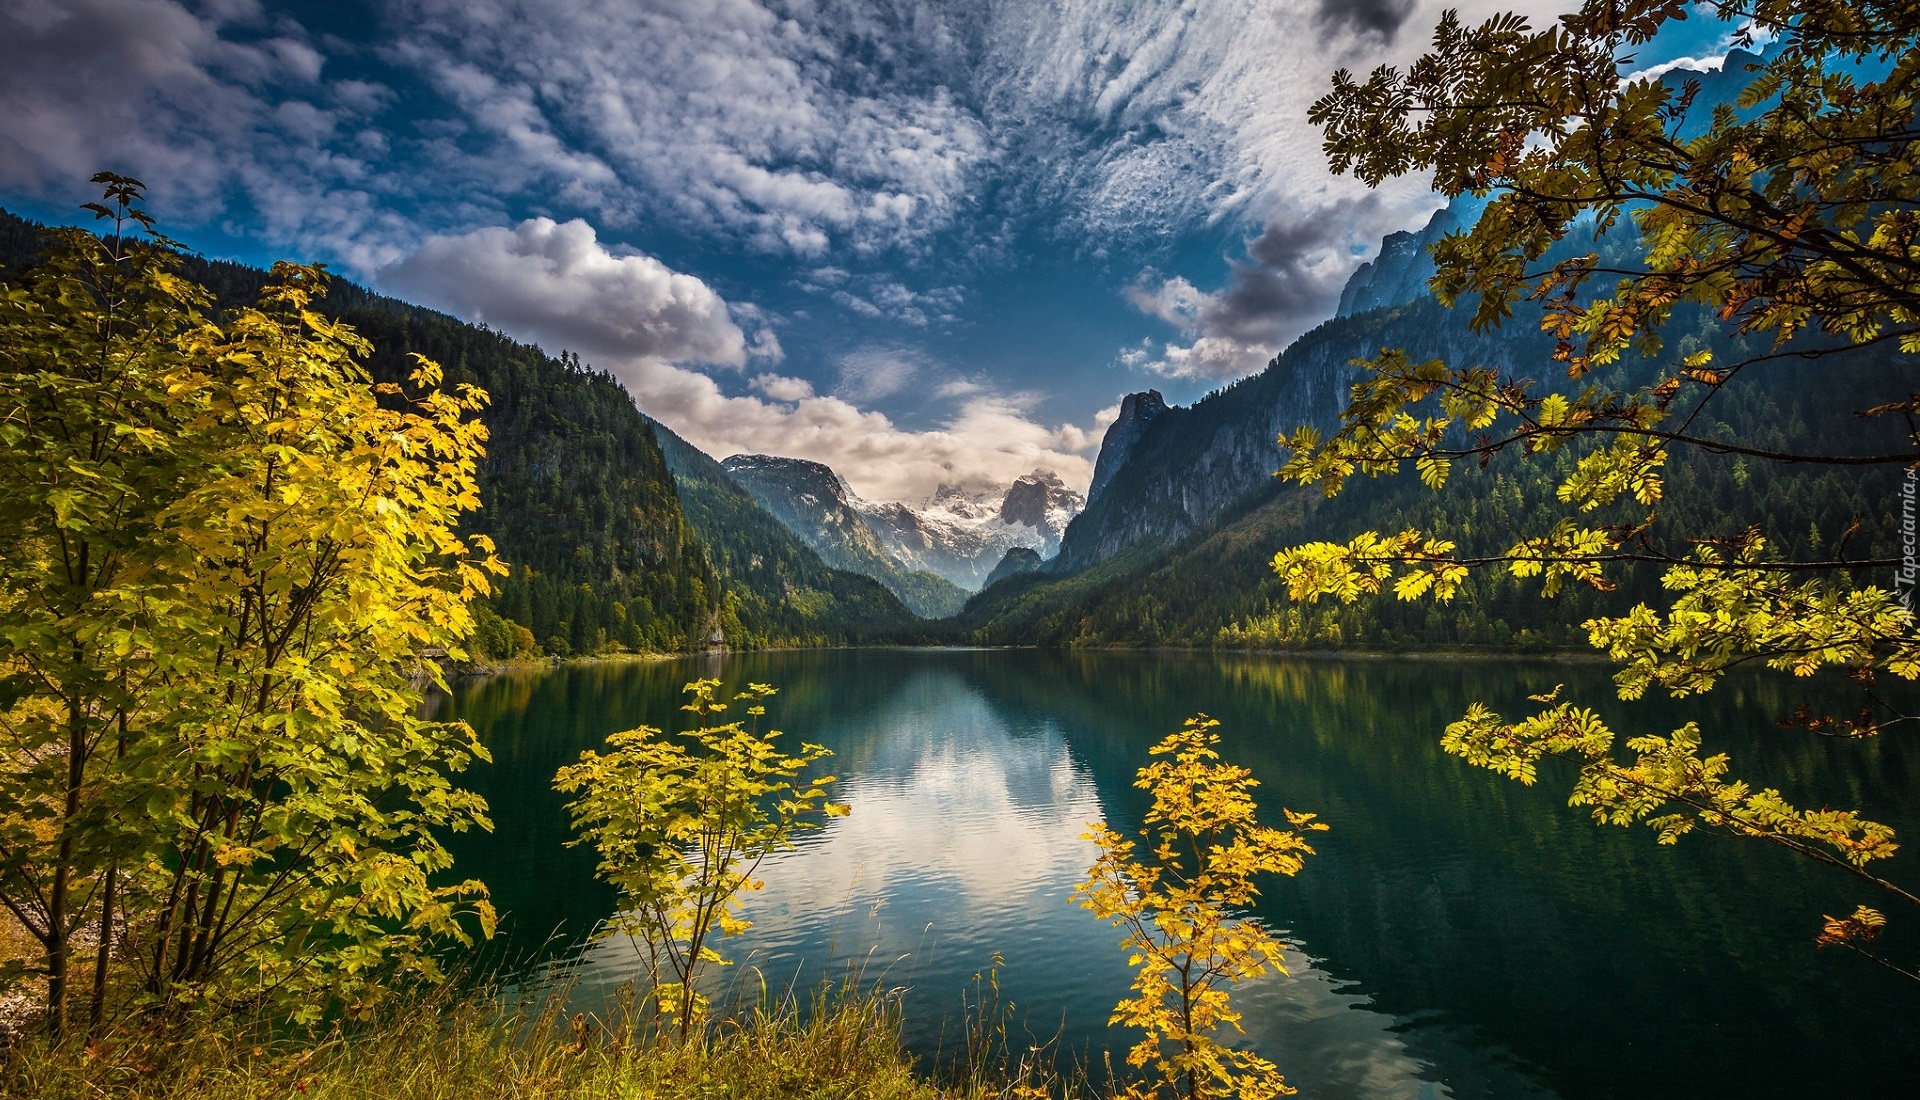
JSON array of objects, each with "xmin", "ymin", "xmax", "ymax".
[{"xmin": 8, "ymin": 142, "xmax": 1903, "ymax": 664}]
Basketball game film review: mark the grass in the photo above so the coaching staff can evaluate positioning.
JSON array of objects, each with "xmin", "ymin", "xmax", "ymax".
[{"xmin": 0, "ymin": 978, "xmax": 1076, "ymax": 1100}]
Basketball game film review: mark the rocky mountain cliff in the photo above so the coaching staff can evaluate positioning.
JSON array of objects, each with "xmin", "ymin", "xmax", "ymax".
[
  {"xmin": 1052, "ymin": 293, "xmax": 1552, "ymax": 575},
  {"xmin": 720, "ymin": 455, "xmax": 968, "ymax": 618},
  {"xmin": 1087, "ymin": 390, "xmax": 1168, "ymax": 506},
  {"xmin": 1335, "ymin": 202, "xmax": 1469, "ymax": 318}
]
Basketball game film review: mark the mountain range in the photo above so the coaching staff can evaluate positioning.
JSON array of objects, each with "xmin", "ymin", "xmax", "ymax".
[
  {"xmin": 718, "ymin": 455, "xmax": 1084, "ymax": 612},
  {"xmin": 953, "ymin": 194, "xmax": 1912, "ymax": 649},
  {"xmin": 8, "ymin": 38, "xmax": 1900, "ymax": 659}
]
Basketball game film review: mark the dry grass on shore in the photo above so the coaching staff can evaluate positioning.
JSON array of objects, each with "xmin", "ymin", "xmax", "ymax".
[{"xmin": 2, "ymin": 980, "xmax": 1074, "ymax": 1100}]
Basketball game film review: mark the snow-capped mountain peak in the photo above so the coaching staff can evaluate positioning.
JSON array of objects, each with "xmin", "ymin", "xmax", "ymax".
[
  {"xmin": 721, "ymin": 456, "xmax": 1086, "ymax": 593},
  {"xmin": 856, "ymin": 469, "xmax": 1085, "ymax": 590}
]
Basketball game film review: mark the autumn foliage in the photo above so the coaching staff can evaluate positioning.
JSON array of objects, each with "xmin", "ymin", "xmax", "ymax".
[{"xmin": 1078, "ymin": 716, "xmax": 1325, "ymax": 1100}]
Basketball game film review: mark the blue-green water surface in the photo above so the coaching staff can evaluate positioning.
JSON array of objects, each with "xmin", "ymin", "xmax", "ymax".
[{"xmin": 433, "ymin": 649, "xmax": 1920, "ymax": 1099}]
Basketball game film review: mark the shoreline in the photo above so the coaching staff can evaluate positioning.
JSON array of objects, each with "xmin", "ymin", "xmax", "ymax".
[{"xmin": 447, "ymin": 639, "xmax": 1612, "ymax": 681}]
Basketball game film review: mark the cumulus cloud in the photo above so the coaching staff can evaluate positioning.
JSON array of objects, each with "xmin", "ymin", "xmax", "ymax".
[
  {"xmin": 376, "ymin": 214, "xmax": 1099, "ymax": 500},
  {"xmin": 378, "ymin": 218, "xmax": 768, "ymax": 369},
  {"xmin": 1124, "ymin": 195, "xmax": 1401, "ymax": 381},
  {"xmin": 752, "ymin": 373, "xmax": 816, "ymax": 403},
  {"xmin": 617, "ymin": 356, "xmax": 1101, "ymax": 502}
]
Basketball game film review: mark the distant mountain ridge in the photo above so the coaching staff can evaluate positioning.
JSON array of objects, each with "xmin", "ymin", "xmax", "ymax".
[
  {"xmin": 1335, "ymin": 202, "xmax": 1471, "ymax": 318},
  {"xmin": 712, "ymin": 451, "xmax": 1086, "ymax": 596},
  {"xmin": 640, "ymin": 420, "xmax": 928, "ymax": 643},
  {"xmin": 852, "ymin": 470, "xmax": 1084, "ymax": 591},
  {"xmin": 719, "ymin": 454, "xmax": 969, "ymax": 618}
]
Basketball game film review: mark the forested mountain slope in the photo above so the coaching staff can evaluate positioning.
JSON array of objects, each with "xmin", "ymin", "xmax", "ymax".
[
  {"xmin": 646, "ymin": 417, "xmax": 927, "ymax": 644},
  {"xmin": 972, "ymin": 260, "xmax": 1915, "ymax": 649},
  {"xmin": 0, "ymin": 209, "xmax": 919, "ymax": 652}
]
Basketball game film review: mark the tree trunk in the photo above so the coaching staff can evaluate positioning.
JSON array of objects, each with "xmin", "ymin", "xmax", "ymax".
[{"xmin": 89, "ymin": 854, "xmax": 116, "ymax": 1033}]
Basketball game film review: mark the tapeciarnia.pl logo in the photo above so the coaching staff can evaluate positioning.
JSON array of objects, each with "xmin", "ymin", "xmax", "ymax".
[{"xmin": 1901, "ymin": 466, "xmax": 1918, "ymax": 615}]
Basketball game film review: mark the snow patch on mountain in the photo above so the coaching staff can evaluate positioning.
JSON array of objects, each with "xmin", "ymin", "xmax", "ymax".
[{"xmin": 853, "ymin": 471, "xmax": 1084, "ymax": 590}]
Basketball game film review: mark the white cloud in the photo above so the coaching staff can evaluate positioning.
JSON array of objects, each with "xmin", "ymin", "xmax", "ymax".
[
  {"xmin": 378, "ymin": 217, "xmax": 766, "ymax": 370},
  {"xmin": 1142, "ymin": 336, "xmax": 1274, "ymax": 381},
  {"xmin": 388, "ymin": 0, "xmax": 992, "ymax": 257},
  {"xmin": 375, "ymin": 214, "xmax": 1100, "ymax": 500},
  {"xmin": 835, "ymin": 347, "xmax": 921, "ymax": 402},
  {"xmin": 1624, "ymin": 55, "xmax": 1724, "ymax": 82},
  {"xmin": 1125, "ymin": 275, "xmax": 1209, "ymax": 330},
  {"xmin": 752, "ymin": 373, "xmax": 816, "ymax": 402},
  {"xmin": 617, "ymin": 357, "xmax": 1101, "ymax": 502}
]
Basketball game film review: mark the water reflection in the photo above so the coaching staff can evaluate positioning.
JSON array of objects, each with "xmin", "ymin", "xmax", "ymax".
[
  {"xmin": 438, "ymin": 650, "xmax": 1920, "ymax": 1100},
  {"xmin": 549, "ymin": 660, "xmax": 1465, "ymax": 1099}
]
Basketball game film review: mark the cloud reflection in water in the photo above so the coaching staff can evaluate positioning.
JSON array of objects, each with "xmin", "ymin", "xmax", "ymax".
[{"xmin": 562, "ymin": 667, "xmax": 1505, "ymax": 1100}]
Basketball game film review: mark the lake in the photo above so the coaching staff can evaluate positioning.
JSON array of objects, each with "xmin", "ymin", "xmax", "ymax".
[{"xmin": 432, "ymin": 648, "xmax": 1920, "ymax": 1099}]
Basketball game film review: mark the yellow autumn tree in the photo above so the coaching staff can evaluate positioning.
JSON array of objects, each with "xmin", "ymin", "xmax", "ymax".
[
  {"xmin": 555, "ymin": 680, "xmax": 848, "ymax": 1040},
  {"xmin": 1077, "ymin": 715, "xmax": 1325, "ymax": 1100},
  {"xmin": 1274, "ymin": 1, "xmax": 1920, "ymax": 977},
  {"xmin": 0, "ymin": 176, "xmax": 501, "ymax": 1032}
]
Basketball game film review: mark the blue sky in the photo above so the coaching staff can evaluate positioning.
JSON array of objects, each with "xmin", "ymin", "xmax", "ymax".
[{"xmin": 0, "ymin": 0, "xmax": 1749, "ymax": 500}]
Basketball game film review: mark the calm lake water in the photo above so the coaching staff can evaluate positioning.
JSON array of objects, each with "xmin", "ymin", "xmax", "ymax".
[{"xmin": 433, "ymin": 649, "xmax": 1920, "ymax": 1099}]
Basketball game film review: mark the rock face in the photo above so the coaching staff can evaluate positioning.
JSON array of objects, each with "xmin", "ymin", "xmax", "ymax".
[
  {"xmin": 1087, "ymin": 390, "xmax": 1168, "ymax": 507},
  {"xmin": 718, "ymin": 454, "xmax": 1089, "ymax": 603},
  {"xmin": 983, "ymin": 545, "xmax": 1044, "ymax": 588},
  {"xmin": 1053, "ymin": 292, "xmax": 1552, "ymax": 575},
  {"xmin": 1335, "ymin": 200, "xmax": 1477, "ymax": 318},
  {"xmin": 1042, "ymin": 189, "xmax": 1583, "ymax": 579},
  {"xmin": 998, "ymin": 471, "xmax": 1083, "ymax": 537}
]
